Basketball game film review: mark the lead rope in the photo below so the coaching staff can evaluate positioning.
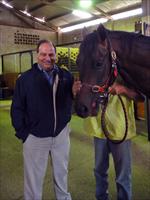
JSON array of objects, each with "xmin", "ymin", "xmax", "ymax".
[{"xmin": 101, "ymin": 94, "xmax": 128, "ymax": 144}]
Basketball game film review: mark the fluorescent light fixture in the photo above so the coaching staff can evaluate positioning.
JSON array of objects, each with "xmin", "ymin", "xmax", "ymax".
[
  {"xmin": 111, "ymin": 8, "xmax": 142, "ymax": 20},
  {"xmin": 62, "ymin": 7, "xmax": 142, "ymax": 33},
  {"xmin": 20, "ymin": 10, "xmax": 31, "ymax": 17},
  {"xmin": 79, "ymin": 0, "xmax": 92, "ymax": 8},
  {"xmin": 72, "ymin": 9, "xmax": 92, "ymax": 19},
  {"xmin": 2, "ymin": 0, "xmax": 13, "ymax": 8},
  {"xmin": 34, "ymin": 17, "xmax": 45, "ymax": 23},
  {"xmin": 61, "ymin": 18, "xmax": 108, "ymax": 33}
]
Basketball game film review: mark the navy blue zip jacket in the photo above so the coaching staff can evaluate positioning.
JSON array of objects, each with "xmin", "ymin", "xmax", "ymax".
[{"xmin": 11, "ymin": 63, "xmax": 74, "ymax": 142}]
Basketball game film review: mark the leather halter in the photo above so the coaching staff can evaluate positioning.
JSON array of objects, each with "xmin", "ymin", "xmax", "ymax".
[
  {"xmin": 89, "ymin": 29, "xmax": 118, "ymax": 98},
  {"xmin": 82, "ymin": 49, "xmax": 118, "ymax": 104},
  {"xmin": 91, "ymin": 50, "xmax": 118, "ymax": 94}
]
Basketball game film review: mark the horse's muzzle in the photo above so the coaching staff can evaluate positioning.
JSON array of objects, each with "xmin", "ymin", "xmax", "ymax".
[
  {"xmin": 75, "ymin": 103, "xmax": 89, "ymax": 118},
  {"xmin": 74, "ymin": 99, "xmax": 99, "ymax": 118}
]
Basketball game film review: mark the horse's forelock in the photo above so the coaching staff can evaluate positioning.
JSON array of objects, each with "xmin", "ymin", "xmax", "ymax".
[
  {"xmin": 79, "ymin": 33, "xmax": 98, "ymax": 66},
  {"xmin": 97, "ymin": 24, "xmax": 108, "ymax": 42},
  {"xmin": 81, "ymin": 32, "xmax": 98, "ymax": 53}
]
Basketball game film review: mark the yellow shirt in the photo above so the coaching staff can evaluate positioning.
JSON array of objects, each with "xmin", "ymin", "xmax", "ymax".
[{"xmin": 84, "ymin": 95, "xmax": 136, "ymax": 140}]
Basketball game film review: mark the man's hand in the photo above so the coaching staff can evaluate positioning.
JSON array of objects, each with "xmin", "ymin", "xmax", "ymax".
[
  {"xmin": 109, "ymin": 82, "xmax": 126, "ymax": 95},
  {"xmin": 72, "ymin": 79, "xmax": 82, "ymax": 97},
  {"xmin": 109, "ymin": 82, "xmax": 145, "ymax": 102}
]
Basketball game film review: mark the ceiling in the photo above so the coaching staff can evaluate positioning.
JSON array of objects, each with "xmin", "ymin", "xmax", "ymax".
[{"xmin": 0, "ymin": 0, "xmax": 142, "ymax": 32}]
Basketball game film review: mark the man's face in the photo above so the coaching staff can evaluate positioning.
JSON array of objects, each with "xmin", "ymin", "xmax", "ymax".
[{"xmin": 37, "ymin": 42, "xmax": 56, "ymax": 71}]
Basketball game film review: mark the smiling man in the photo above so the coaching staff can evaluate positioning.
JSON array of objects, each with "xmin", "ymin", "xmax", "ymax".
[
  {"xmin": 37, "ymin": 40, "xmax": 56, "ymax": 71},
  {"xmin": 11, "ymin": 40, "xmax": 81, "ymax": 200}
]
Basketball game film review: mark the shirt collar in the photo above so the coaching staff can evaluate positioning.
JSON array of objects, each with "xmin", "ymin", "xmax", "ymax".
[
  {"xmin": 38, "ymin": 64, "xmax": 58, "ymax": 73},
  {"xmin": 37, "ymin": 64, "xmax": 43, "ymax": 71}
]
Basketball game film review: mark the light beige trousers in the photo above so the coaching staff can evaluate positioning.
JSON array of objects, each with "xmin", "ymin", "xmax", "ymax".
[{"xmin": 23, "ymin": 124, "xmax": 72, "ymax": 200}]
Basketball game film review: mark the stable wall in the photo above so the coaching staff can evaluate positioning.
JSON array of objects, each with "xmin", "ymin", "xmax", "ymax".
[
  {"xmin": 0, "ymin": 25, "xmax": 57, "ymax": 55},
  {"xmin": 0, "ymin": 25, "xmax": 57, "ymax": 74}
]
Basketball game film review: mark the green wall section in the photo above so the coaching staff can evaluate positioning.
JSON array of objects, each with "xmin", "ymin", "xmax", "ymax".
[
  {"xmin": 105, "ymin": 16, "xmax": 141, "ymax": 31},
  {"xmin": 56, "ymin": 47, "xmax": 79, "ymax": 71},
  {"xmin": 3, "ymin": 54, "xmax": 20, "ymax": 73}
]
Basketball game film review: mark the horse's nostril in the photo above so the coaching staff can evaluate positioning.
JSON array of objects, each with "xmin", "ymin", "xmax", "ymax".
[
  {"xmin": 80, "ymin": 105, "xmax": 88, "ymax": 114},
  {"xmin": 75, "ymin": 103, "xmax": 89, "ymax": 118}
]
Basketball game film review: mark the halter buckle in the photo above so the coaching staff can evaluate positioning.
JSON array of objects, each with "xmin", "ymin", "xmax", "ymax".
[
  {"xmin": 98, "ymin": 92, "xmax": 108, "ymax": 105},
  {"xmin": 92, "ymin": 85, "xmax": 105, "ymax": 93},
  {"xmin": 111, "ymin": 51, "xmax": 116, "ymax": 60}
]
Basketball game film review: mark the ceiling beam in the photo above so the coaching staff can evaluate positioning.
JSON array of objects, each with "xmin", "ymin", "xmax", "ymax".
[
  {"xmin": 40, "ymin": 0, "xmax": 56, "ymax": 3},
  {"xmin": 41, "ymin": 0, "xmax": 74, "ymax": 12},
  {"xmin": 46, "ymin": 11, "xmax": 71, "ymax": 21},
  {"xmin": 0, "ymin": 3, "xmax": 35, "ymax": 28},
  {"xmin": 10, "ymin": 9, "xmax": 35, "ymax": 28},
  {"xmin": 108, "ymin": 2, "xmax": 142, "ymax": 15},
  {"xmin": 0, "ymin": 2, "xmax": 58, "ymax": 31},
  {"xmin": 94, "ymin": 6, "xmax": 112, "ymax": 20},
  {"xmin": 60, "ymin": 16, "xmax": 96, "ymax": 28},
  {"xmin": 29, "ymin": 3, "xmax": 46, "ymax": 13}
]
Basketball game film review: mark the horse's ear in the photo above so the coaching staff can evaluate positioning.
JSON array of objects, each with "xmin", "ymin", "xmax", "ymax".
[
  {"xmin": 97, "ymin": 24, "xmax": 107, "ymax": 41},
  {"xmin": 82, "ymin": 27, "xmax": 89, "ymax": 39}
]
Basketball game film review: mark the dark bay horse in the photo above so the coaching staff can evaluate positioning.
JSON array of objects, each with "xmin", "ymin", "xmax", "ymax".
[{"xmin": 75, "ymin": 24, "xmax": 150, "ymax": 118}]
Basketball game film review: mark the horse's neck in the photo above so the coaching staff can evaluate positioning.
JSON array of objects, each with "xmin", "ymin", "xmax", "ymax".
[
  {"xmin": 109, "ymin": 32, "xmax": 150, "ymax": 68},
  {"xmin": 109, "ymin": 31, "xmax": 150, "ymax": 97}
]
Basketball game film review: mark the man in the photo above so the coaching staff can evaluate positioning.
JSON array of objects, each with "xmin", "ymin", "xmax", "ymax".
[
  {"xmin": 11, "ymin": 40, "xmax": 81, "ymax": 200},
  {"xmin": 84, "ymin": 79, "xmax": 144, "ymax": 200}
]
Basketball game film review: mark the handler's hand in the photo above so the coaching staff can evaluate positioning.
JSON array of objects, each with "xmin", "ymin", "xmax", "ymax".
[
  {"xmin": 109, "ymin": 83, "xmax": 126, "ymax": 95},
  {"xmin": 72, "ymin": 78, "xmax": 82, "ymax": 97},
  {"xmin": 109, "ymin": 82, "xmax": 145, "ymax": 102}
]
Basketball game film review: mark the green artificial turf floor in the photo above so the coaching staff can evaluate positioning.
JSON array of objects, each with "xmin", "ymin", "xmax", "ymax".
[{"xmin": 0, "ymin": 100, "xmax": 150, "ymax": 200}]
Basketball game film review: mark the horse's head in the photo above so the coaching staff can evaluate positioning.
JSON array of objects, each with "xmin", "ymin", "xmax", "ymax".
[{"xmin": 75, "ymin": 24, "xmax": 117, "ymax": 118}]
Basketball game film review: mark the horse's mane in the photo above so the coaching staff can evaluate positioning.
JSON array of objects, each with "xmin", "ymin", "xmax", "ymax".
[
  {"xmin": 108, "ymin": 29, "xmax": 150, "ymax": 45},
  {"xmin": 81, "ymin": 29, "xmax": 150, "ymax": 55}
]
